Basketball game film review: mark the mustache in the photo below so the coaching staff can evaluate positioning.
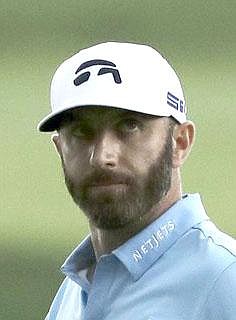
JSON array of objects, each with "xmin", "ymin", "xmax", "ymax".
[{"xmin": 79, "ymin": 169, "xmax": 135, "ymax": 188}]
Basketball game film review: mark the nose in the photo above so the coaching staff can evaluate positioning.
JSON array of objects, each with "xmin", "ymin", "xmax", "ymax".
[{"xmin": 89, "ymin": 130, "xmax": 120, "ymax": 169}]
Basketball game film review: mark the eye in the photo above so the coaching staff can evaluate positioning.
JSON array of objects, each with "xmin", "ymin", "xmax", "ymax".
[
  {"xmin": 118, "ymin": 118, "xmax": 141, "ymax": 133},
  {"xmin": 71, "ymin": 124, "xmax": 94, "ymax": 138}
]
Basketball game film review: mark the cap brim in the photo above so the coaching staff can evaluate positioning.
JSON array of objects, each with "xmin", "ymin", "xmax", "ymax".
[
  {"xmin": 37, "ymin": 106, "xmax": 82, "ymax": 132},
  {"xmin": 37, "ymin": 102, "xmax": 182, "ymax": 132}
]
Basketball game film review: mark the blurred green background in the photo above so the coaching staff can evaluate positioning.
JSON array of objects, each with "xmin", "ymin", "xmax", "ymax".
[{"xmin": 1, "ymin": 0, "xmax": 235, "ymax": 318}]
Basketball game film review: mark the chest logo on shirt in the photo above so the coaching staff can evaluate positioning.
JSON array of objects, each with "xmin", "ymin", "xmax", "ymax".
[{"xmin": 133, "ymin": 220, "xmax": 175, "ymax": 262}]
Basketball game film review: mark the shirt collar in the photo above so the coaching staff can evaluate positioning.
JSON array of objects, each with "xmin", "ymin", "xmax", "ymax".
[
  {"xmin": 61, "ymin": 193, "xmax": 209, "ymax": 283},
  {"xmin": 61, "ymin": 235, "xmax": 96, "ymax": 287},
  {"xmin": 113, "ymin": 193, "xmax": 209, "ymax": 280}
]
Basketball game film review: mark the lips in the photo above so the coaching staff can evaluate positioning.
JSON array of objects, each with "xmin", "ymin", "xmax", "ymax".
[
  {"xmin": 90, "ymin": 180, "xmax": 128, "ymax": 187},
  {"xmin": 87, "ymin": 177, "xmax": 130, "ymax": 195},
  {"xmin": 88, "ymin": 183, "xmax": 129, "ymax": 196}
]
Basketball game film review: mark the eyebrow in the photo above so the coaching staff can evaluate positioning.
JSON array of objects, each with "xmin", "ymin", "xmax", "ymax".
[{"xmin": 120, "ymin": 110, "xmax": 159, "ymax": 120}]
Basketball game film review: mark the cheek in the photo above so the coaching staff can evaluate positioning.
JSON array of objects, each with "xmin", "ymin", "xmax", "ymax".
[
  {"xmin": 61, "ymin": 141, "xmax": 91, "ymax": 176},
  {"xmin": 126, "ymin": 140, "xmax": 162, "ymax": 176}
]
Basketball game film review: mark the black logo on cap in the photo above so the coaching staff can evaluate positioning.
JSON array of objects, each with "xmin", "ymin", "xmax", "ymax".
[{"xmin": 74, "ymin": 59, "xmax": 122, "ymax": 86}]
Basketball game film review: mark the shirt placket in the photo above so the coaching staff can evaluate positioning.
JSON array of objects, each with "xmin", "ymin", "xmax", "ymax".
[{"xmin": 82, "ymin": 255, "xmax": 115, "ymax": 320}]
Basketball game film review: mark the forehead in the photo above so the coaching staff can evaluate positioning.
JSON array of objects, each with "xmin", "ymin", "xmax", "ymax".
[{"xmin": 61, "ymin": 106, "xmax": 159, "ymax": 124}]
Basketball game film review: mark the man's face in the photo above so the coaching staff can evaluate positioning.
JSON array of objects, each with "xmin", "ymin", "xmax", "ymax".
[{"xmin": 55, "ymin": 107, "xmax": 174, "ymax": 230}]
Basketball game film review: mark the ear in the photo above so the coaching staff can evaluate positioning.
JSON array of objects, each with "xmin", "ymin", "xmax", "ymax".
[
  {"xmin": 172, "ymin": 121, "xmax": 195, "ymax": 168},
  {"xmin": 51, "ymin": 133, "xmax": 63, "ymax": 159}
]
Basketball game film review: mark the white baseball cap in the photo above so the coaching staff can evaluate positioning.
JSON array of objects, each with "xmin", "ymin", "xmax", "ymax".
[{"xmin": 38, "ymin": 42, "xmax": 187, "ymax": 132}]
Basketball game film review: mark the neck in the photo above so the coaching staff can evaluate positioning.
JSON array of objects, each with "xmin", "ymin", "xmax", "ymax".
[{"xmin": 90, "ymin": 180, "xmax": 182, "ymax": 260}]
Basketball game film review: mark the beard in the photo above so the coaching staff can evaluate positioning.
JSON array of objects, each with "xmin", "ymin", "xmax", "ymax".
[{"xmin": 61, "ymin": 132, "xmax": 173, "ymax": 230}]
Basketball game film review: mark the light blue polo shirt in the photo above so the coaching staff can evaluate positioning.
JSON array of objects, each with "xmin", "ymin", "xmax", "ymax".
[{"xmin": 45, "ymin": 194, "xmax": 236, "ymax": 320}]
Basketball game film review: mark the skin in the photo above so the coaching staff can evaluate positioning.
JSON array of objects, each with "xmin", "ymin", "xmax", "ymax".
[{"xmin": 52, "ymin": 106, "xmax": 195, "ymax": 276}]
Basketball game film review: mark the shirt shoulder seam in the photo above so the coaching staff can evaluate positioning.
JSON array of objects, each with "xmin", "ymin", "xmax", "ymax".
[{"xmin": 192, "ymin": 225, "xmax": 236, "ymax": 259}]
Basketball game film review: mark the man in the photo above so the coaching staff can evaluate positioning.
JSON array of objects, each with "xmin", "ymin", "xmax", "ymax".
[{"xmin": 38, "ymin": 42, "xmax": 236, "ymax": 320}]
